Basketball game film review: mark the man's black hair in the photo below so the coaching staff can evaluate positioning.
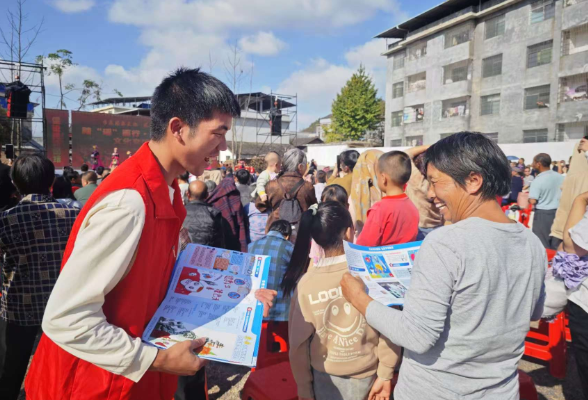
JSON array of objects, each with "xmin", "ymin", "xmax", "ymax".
[
  {"xmin": 64, "ymin": 169, "xmax": 79, "ymax": 183},
  {"xmin": 340, "ymin": 150, "xmax": 360, "ymax": 171},
  {"xmin": 533, "ymin": 153, "xmax": 552, "ymax": 168},
  {"xmin": 96, "ymin": 166, "xmax": 105, "ymax": 176},
  {"xmin": 235, "ymin": 168, "xmax": 251, "ymax": 185},
  {"xmin": 52, "ymin": 176, "xmax": 75, "ymax": 200},
  {"xmin": 316, "ymin": 170, "xmax": 327, "ymax": 183},
  {"xmin": 424, "ymin": 131, "xmax": 511, "ymax": 200},
  {"xmin": 179, "ymin": 172, "xmax": 190, "ymax": 181},
  {"xmin": 268, "ymin": 219, "xmax": 292, "ymax": 238},
  {"xmin": 150, "ymin": 67, "xmax": 241, "ymax": 141},
  {"xmin": 378, "ymin": 151, "xmax": 412, "ymax": 186},
  {"xmin": 80, "ymin": 164, "xmax": 89, "ymax": 172},
  {"xmin": 10, "ymin": 154, "xmax": 55, "ymax": 195}
]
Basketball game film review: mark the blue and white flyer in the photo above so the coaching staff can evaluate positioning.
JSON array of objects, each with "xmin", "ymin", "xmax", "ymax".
[
  {"xmin": 343, "ymin": 240, "xmax": 422, "ymax": 306},
  {"xmin": 142, "ymin": 244, "xmax": 270, "ymax": 367}
]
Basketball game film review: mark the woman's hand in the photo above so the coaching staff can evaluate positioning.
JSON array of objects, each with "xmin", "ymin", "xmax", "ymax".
[
  {"xmin": 368, "ymin": 377, "xmax": 392, "ymax": 400},
  {"xmin": 340, "ymin": 273, "xmax": 372, "ymax": 315},
  {"xmin": 255, "ymin": 289, "xmax": 277, "ymax": 318}
]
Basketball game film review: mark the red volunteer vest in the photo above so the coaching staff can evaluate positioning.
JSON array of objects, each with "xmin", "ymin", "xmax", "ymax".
[{"xmin": 25, "ymin": 143, "xmax": 187, "ymax": 400}]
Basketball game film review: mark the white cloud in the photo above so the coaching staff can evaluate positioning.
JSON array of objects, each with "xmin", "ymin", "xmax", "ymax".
[
  {"xmin": 108, "ymin": 0, "xmax": 399, "ymax": 32},
  {"xmin": 51, "ymin": 0, "xmax": 95, "ymax": 13},
  {"xmin": 40, "ymin": 0, "xmax": 403, "ymax": 128},
  {"xmin": 277, "ymin": 40, "xmax": 388, "ymax": 130},
  {"xmin": 239, "ymin": 32, "xmax": 286, "ymax": 56}
]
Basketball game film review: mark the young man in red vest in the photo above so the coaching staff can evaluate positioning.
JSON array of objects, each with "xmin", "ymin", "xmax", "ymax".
[{"xmin": 25, "ymin": 68, "xmax": 276, "ymax": 400}]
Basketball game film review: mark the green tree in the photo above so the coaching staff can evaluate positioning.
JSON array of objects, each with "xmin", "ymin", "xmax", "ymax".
[
  {"xmin": 77, "ymin": 79, "xmax": 102, "ymax": 111},
  {"xmin": 37, "ymin": 50, "xmax": 75, "ymax": 109},
  {"xmin": 331, "ymin": 65, "xmax": 380, "ymax": 142}
]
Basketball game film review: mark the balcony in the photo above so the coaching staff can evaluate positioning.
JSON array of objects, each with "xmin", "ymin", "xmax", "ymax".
[
  {"xmin": 403, "ymin": 105, "xmax": 425, "ymax": 125},
  {"xmin": 561, "ymin": 24, "xmax": 588, "ymax": 74},
  {"xmin": 559, "ymin": 73, "xmax": 588, "ymax": 103},
  {"xmin": 562, "ymin": 0, "xmax": 588, "ymax": 31},
  {"xmin": 442, "ymin": 97, "xmax": 470, "ymax": 119},
  {"xmin": 406, "ymin": 72, "xmax": 426, "ymax": 94}
]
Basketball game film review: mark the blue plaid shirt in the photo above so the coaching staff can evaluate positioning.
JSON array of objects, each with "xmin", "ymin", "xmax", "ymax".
[
  {"xmin": 248, "ymin": 231, "xmax": 293, "ymax": 321},
  {"xmin": 0, "ymin": 194, "xmax": 78, "ymax": 326}
]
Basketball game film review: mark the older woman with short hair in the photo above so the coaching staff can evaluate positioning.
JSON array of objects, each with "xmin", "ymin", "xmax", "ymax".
[
  {"xmin": 256, "ymin": 148, "xmax": 317, "ymax": 242},
  {"xmin": 341, "ymin": 132, "xmax": 546, "ymax": 400}
]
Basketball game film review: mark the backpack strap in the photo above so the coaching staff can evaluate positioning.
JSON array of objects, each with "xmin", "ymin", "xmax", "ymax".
[
  {"xmin": 288, "ymin": 179, "xmax": 306, "ymax": 199},
  {"xmin": 279, "ymin": 178, "xmax": 305, "ymax": 200},
  {"xmin": 276, "ymin": 178, "xmax": 304, "ymax": 199}
]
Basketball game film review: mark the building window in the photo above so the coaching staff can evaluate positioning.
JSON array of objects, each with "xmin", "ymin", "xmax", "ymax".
[
  {"xmin": 527, "ymin": 41, "xmax": 553, "ymax": 68},
  {"xmin": 390, "ymin": 139, "xmax": 402, "ymax": 146},
  {"xmin": 562, "ymin": 24, "xmax": 588, "ymax": 56},
  {"xmin": 483, "ymin": 132, "xmax": 499, "ymax": 143},
  {"xmin": 524, "ymin": 85, "xmax": 550, "ymax": 109},
  {"xmin": 403, "ymin": 105, "xmax": 425, "ymax": 124},
  {"xmin": 408, "ymin": 41, "xmax": 427, "ymax": 61},
  {"xmin": 480, "ymin": 94, "xmax": 501, "ymax": 115},
  {"xmin": 530, "ymin": 0, "xmax": 555, "ymax": 24},
  {"xmin": 405, "ymin": 135, "xmax": 424, "ymax": 146},
  {"xmin": 482, "ymin": 54, "xmax": 502, "ymax": 78},
  {"xmin": 445, "ymin": 28, "xmax": 471, "ymax": 49},
  {"xmin": 392, "ymin": 82, "xmax": 404, "ymax": 98},
  {"xmin": 443, "ymin": 60, "xmax": 470, "ymax": 84},
  {"xmin": 391, "ymin": 111, "xmax": 403, "ymax": 127},
  {"xmin": 442, "ymin": 97, "xmax": 469, "ymax": 118},
  {"xmin": 560, "ymin": 73, "xmax": 588, "ymax": 102},
  {"xmin": 523, "ymin": 129, "xmax": 549, "ymax": 142},
  {"xmin": 407, "ymin": 72, "xmax": 426, "ymax": 93},
  {"xmin": 485, "ymin": 14, "xmax": 505, "ymax": 39},
  {"xmin": 393, "ymin": 52, "xmax": 405, "ymax": 70}
]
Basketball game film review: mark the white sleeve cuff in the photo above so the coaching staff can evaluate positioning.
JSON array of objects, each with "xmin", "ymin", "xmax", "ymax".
[{"xmin": 121, "ymin": 342, "xmax": 159, "ymax": 383}]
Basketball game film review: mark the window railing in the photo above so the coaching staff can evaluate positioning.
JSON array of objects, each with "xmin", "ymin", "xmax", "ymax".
[
  {"xmin": 560, "ymin": 73, "xmax": 588, "ymax": 102},
  {"xmin": 442, "ymin": 98, "xmax": 470, "ymax": 118}
]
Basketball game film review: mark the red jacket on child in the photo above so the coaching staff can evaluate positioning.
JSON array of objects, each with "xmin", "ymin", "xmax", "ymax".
[{"xmin": 356, "ymin": 194, "xmax": 419, "ymax": 247}]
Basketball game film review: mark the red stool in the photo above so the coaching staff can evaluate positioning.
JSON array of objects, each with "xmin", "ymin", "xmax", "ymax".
[
  {"xmin": 518, "ymin": 370, "xmax": 538, "ymax": 400},
  {"xmin": 241, "ymin": 361, "xmax": 298, "ymax": 400},
  {"xmin": 254, "ymin": 321, "xmax": 289, "ymax": 370},
  {"xmin": 525, "ymin": 312, "xmax": 567, "ymax": 379}
]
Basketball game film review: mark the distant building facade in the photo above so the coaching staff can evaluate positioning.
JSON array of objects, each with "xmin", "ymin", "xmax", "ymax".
[
  {"xmin": 378, "ymin": 0, "xmax": 588, "ymax": 146},
  {"xmin": 90, "ymin": 93, "xmax": 294, "ymax": 147}
]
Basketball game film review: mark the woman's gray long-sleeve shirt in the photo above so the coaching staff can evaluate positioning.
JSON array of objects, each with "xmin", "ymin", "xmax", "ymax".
[{"xmin": 366, "ymin": 218, "xmax": 546, "ymax": 400}]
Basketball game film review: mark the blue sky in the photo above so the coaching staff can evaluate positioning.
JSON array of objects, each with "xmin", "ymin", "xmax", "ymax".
[{"xmin": 6, "ymin": 0, "xmax": 440, "ymax": 129}]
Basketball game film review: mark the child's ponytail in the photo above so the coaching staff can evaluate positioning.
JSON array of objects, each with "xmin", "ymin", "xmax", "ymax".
[{"xmin": 281, "ymin": 202, "xmax": 352, "ymax": 296}]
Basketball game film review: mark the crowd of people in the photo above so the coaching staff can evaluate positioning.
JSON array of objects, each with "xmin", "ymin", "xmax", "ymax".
[{"xmin": 0, "ymin": 67, "xmax": 587, "ymax": 400}]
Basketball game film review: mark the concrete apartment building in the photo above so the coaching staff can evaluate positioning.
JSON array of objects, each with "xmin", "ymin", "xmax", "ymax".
[{"xmin": 377, "ymin": 0, "xmax": 588, "ymax": 146}]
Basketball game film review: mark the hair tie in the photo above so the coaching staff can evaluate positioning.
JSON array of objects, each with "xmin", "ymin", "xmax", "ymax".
[{"xmin": 309, "ymin": 204, "xmax": 318, "ymax": 216}]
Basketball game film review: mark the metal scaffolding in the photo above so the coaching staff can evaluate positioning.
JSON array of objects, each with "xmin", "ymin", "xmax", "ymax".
[{"xmin": 0, "ymin": 60, "xmax": 46, "ymax": 156}]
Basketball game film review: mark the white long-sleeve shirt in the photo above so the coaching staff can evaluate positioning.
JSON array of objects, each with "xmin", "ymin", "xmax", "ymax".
[{"xmin": 42, "ymin": 187, "xmax": 174, "ymax": 382}]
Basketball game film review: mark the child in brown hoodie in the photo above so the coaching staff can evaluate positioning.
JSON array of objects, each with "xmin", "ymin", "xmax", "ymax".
[{"xmin": 284, "ymin": 201, "xmax": 400, "ymax": 400}]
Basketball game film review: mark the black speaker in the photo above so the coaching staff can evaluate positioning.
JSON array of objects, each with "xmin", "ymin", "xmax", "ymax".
[
  {"xmin": 6, "ymin": 83, "xmax": 31, "ymax": 119},
  {"xmin": 5, "ymin": 144, "xmax": 14, "ymax": 159}
]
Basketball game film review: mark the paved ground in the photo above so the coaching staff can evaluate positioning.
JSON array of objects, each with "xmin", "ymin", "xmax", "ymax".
[
  {"xmin": 206, "ymin": 348, "xmax": 584, "ymax": 400},
  {"xmin": 19, "ymin": 347, "xmax": 582, "ymax": 400}
]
